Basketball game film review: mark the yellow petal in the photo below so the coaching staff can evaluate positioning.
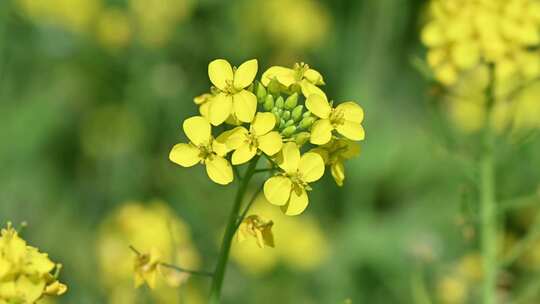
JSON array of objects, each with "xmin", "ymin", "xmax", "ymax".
[
  {"xmin": 169, "ymin": 143, "xmax": 201, "ymax": 167},
  {"xmin": 208, "ymin": 59, "xmax": 233, "ymax": 91},
  {"xmin": 232, "ymin": 143, "xmax": 257, "ymax": 165},
  {"xmin": 304, "ymin": 68, "xmax": 325, "ymax": 85},
  {"xmin": 298, "ymin": 152, "xmax": 325, "ymax": 183},
  {"xmin": 221, "ymin": 126, "xmax": 249, "ymax": 149},
  {"xmin": 336, "ymin": 102, "xmax": 364, "ymax": 123},
  {"xmin": 331, "ymin": 162, "xmax": 345, "ymax": 186},
  {"xmin": 257, "ymin": 131, "xmax": 282, "ymax": 156},
  {"xmin": 301, "ymin": 81, "xmax": 328, "ymax": 101},
  {"xmin": 309, "ymin": 147, "xmax": 329, "ymax": 163},
  {"xmin": 205, "ymin": 156, "xmax": 233, "ymax": 185},
  {"xmin": 199, "ymin": 101, "xmax": 210, "ymax": 119},
  {"xmin": 234, "ymin": 59, "xmax": 258, "ymax": 90},
  {"xmin": 212, "ymin": 136, "xmax": 231, "ymax": 157},
  {"xmin": 306, "ymin": 94, "xmax": 331, "ymax": 119},
  {"xmin": 310, "ymin": 119, "xmax": 333, "ymax": 145},
  {"xmin": 282, "ymin": 186, "xmax": 308, "ymax": 216},
  {"xmin": 233, "ymin": 90, "xmax": 257, "ymax": 123},
  {"xmin": 261, "ymin": 66, "xmax": 295, "ymax": 86},
  {"xmin": 277, "ymin": 142, "xmax": 300, "ymax": 174},
  {"xmin": 336, "ymin": 121, "xmax": 365, "ymax": 141},
  {"xmin": 183, "ymin": 116, "xmax": 211, "ymax": 146},
  {"xmin": 209, "ymin": 93, "xmax": 233, "ymax": 126},
  {"xmin": 264, "ymin": 176, "xmax": 292, "ymax": 206},
  {"xmin": 251, "ymin": 112, "xmax": 276, "ymax": 136}
]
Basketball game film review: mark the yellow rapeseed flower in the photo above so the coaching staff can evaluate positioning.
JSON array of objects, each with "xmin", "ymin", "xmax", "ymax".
[
  {"xmin": 224, "ymin": 112, "xmax": 283, "ymax": 165},
  {"xmin": 169, "ymin": 116, "xmax": 233, "ymax": 185},
  {"xmin": 310, "ymin": 138, "xmax": 360, "ymax": 187},
  {"xmin": 263, "ymin": 142, "xmax": 325, "ymax": 216},
  {"xmin": 133, "ymin": 247, "xmax": 162, "ymax": 289},
  {"xmin": 237, "ymin": 215, "xmax": 275, "ymax": 248},
  {"xmin": 262, "ymin": 62, "xmax": 327, "ymax": 100},
  {"xmin": 306, "ymin": 94, "xmax": 365, "ymax": 145},
  {"xmin": 207, "ymin": 59, "xmax": 259, "ymax": 125},
  {"xmin": 0, "ymin": 223, "xmax": 67, "ymax": 303},
  {"xmin": 193, "ymin": 93, "xmax": 213, "ymax": 120},
  {"xmin": 422, "ymin": 0, "xmax": 540, "ymax": 86}
]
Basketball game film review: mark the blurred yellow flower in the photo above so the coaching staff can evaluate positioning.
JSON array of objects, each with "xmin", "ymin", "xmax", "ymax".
[
  {"xmin": 437, "ymin": 274, "xmax": 467, "ymax": 304},
  {"xmin": 224, "ymin": 112, "xmax": 283, "ymax": 165},
  {"xmin": 435, "ymin": 252, "xmax": 483, "ymax": 304},
  {"xmin": 0, "ymin": 223, "xmax": 66, "ymax": 303},
  {"xmin": 422, "ymin": 0, "xmax": 540, "ymax": 86},
  {"xmin": 96, "ymin": 8, "xmax": 132, "ymax": 50},
  {"xmin": 262, "ymin": 63, "xmax": 327, "ymax": 100},
  {"xmin": 231, "ymin": 195, "xmax": 328, "ymax": 275},
  {"xmin": 207, "ymin": 59, "xmax": 259, "ymax": 125},
  {"xmin": 169, "ymin": 116, "xmax": 234, "ymax": 185},
  {"xmin": 194, "ymin": 93, "xmax": 214, "ymax": 120},
  {"xmin": 306, "ymin": 95, "xmax": 365, "ymax": 145},
  {"xmin": 16, "ymin": 0, "xmax": 101, "ymax": 34},
  {"xmin": 237, "ymin": 215, "xmax": 275, "ymax": 248},
  {"xmin": 310, "ymin": 138, "xmax": 360, "ymax": 186},
  {"xmin": 264, "ymin": 142, "xmax": 325, "ymax": 216},
  {"xmin": 97, "ymin": 201, "xmax": 202, "ymax": 304}
]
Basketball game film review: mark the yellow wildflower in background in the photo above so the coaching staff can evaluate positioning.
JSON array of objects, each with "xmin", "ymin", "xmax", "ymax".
[
  {"xmin": 435, "ymin": 252, "xmax": 484, "ymax": 304},
  {"xmin": 311, "ymin": 139, "xmax": 360, "ymax": 186},
  {"xmin": 262, "ymin": 62, "xmax": 327, "ymax": 100},
  {"xmin": 133, "ymin": 247, "xmax": 162, "ymax": 289},
  {"xmin": 0, "ymin": 223, "xmax": 67, "ymax": 303},
  {"xmin": 264, "ymin": 142, "xmax": 325, "ymax": 216},
  {"xmin": 96, "ymin": 8, "xmax": 132, "ymax": 50},
  {"xmin": 306, "ymin": 94, "xmax": 365, "ymax": 145},
  {"xmin": 97, "ymin": 201, "xmax": 202, "ymax": 304},
  {"xmin": 237, "ymin": 215, "xmax": 275, "ymax": 248},
  {"xmin": 207, "ymin": 59, "xmax": 259, "ymax": 125},
  {"xmin": 169, "ymin": 116, "xmax": 234, "ymax": 185},
  {"xmin": 225, "ymin": 112, "xmax": 283, "ymax": 165},
  {"xmin": 421, "ymin": 0, "xmax": 540, "ymax": 86},
  {"xmin": 231, "ymin": 195, "xmax": 329, "ymax": 275}
]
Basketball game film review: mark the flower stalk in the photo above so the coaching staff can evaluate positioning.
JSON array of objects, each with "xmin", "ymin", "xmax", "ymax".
[
  {"xmin": 480, "ymin": 64, "xmax": 497, "ymax": 304},
  {"xmin": 209, "ymin": 155, "xmax": 260, "ymax": 303}
]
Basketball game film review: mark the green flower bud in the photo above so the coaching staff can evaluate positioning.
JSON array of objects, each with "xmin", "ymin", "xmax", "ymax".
[
  {"xmin": 285, "ymin": 119, "xmax": 295, "ymax": 127},
  {"xmin": 284, "ymin": 93, "xmax": 298, "ymax": 109},
  {"xmin": 291, "ymin": 105, "xmax": 304, "ymax": 122},
  {"xmin": 281, "ymin": 125, "xmax": 297, "ymax": 137},
  {"xmin": 279, "ymin": 118, "xmax": 286, "ymax": 129},
  {"xmin": 282, "ymin": 110, "xmax": 291, "ymax": 121},
  {"xmin": 294, "ymin": 132, "xmax": 311, "ymax": 146},
  {"xmin": 303, "ymin": 111, "xmax": 311, "ymax": 118},
  {"xmin": 299, "ymin": 117, "xmax": 315, "ymax": 129},
  {"xmin": 256, "ymin": 82, "xmax": 267, "ymax": 101},
  {"xmin": 263, "ymin": 95, "xmax": 274, "ymax": 111},
  {"xmin": 268, "ymin": 79, "xmax": 282, "ymax": 95},
  {"xmin": 275, "ymin": 96, "xmax": 285, "ymax": 109}
]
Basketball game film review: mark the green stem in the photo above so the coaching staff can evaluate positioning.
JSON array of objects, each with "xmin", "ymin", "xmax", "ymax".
[
  {"xmin": 209, "ymin": 156, "xmax": 260, "ymax": 304},
  {"xmin": 481, "ymin": 64, "xmax": 497, "ymax": 304}
]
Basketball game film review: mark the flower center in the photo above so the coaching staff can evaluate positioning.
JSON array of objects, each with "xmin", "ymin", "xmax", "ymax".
[
  {"xmin": 293, "ymin": 62, "xmax": 310, "ymax": 82},
  {"xmin": 329, "ymin": 107, "xmax": 346, "ymax": 126}
]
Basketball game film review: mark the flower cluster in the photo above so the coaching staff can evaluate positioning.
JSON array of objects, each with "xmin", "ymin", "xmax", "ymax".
[
  {"xmin": 0, "ymin": 223, "xmax": 67, "ymax": 304},
  {"xmin": 421, "ymin": 0, "xmax": 540, "ymax": 86},
  {"xmin": 170, "ymin": 59, "xmax": 365, "ymax": 215}
]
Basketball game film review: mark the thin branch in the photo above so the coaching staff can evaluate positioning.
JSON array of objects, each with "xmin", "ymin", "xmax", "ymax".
[
  {"xmin": 129, "ymin": 245, "xmax": 214, "ymax": 277},
  {"xmin": 502, "ymin": 211, "xmax": 540, "ymax": 268},
  {"xmin": 500, "ymin": 192, "xmax": 540, "ymax": 213}
]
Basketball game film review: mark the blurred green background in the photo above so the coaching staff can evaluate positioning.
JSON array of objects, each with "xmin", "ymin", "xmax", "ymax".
[{"xmin": 1, "ymin": 0, "xmax": 540, "ymax": 303}]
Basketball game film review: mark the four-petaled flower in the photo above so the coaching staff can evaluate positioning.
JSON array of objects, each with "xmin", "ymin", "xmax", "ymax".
[
  {"xmin": 306, "ymin": 94, "xmax": 365, "ymax": 145},
  {"xmin": 225, "ymin": 112, "xmax": 283, "ymax": 165},
  {"xmin": 264, "ymin": 143, "xmax": 325, "ymax": 216},
  {"xmin": 237, "ymin": 215, "xmax": 275, "ymax": 248},
  {"xmin": 133, "ymin": 247, "xmax": 161, "ymax": 289},
  {"xmin": 169, "ymin": 116, "xmax": 234, "ymax": 185},
  {"xmin": 262, "ymin": 62, "xmax": 327, "ymax": 100},
  {"xmin": 310, "ymin": 139, "xmax": 360, "ymax": 187},
  {"xmin": 207, "ymin": 59, "xmax": 259, "ymax": 126}
]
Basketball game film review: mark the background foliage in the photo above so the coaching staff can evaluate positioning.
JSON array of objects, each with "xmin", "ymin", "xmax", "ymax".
[{"xmin": 1, "ymin": 0, "xmax": 539, "ymax": 303}]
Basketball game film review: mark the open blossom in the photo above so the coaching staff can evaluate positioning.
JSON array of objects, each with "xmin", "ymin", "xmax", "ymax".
[
  {"xmin": 310, "ymin": 138, "xmax": 360, "ymax": 186},
  {"xmin": 0, "ymin": 223, "xmax": 67, "ymax": 303},
  {"xmin": 133, "ymin": 247, "xmax": 162, "ymax": 289},
  {"xmin": 262, "ymin": 62, "xmax": 327, "ymax": 100},
  {"xmin": 237, "ymin": 215, "xmax": 275, "ymax": 248},
  {"xmin": 169, "ymin": 116, "xmax": 233, "ymax": 185},
  {"xmin": 263, "ymin": 143, "xmax": 325, "ymax": 216},
  {"xmin": 207, "ymin": 59, "xmax": 258, "ymax": 125},
  {"xmin": 225, "ymin": 112, "xmax": 283, "ymax": 165},
  {"xmin": 306, "ymin": 94, "xmax": 365, "ymax": 145}
]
